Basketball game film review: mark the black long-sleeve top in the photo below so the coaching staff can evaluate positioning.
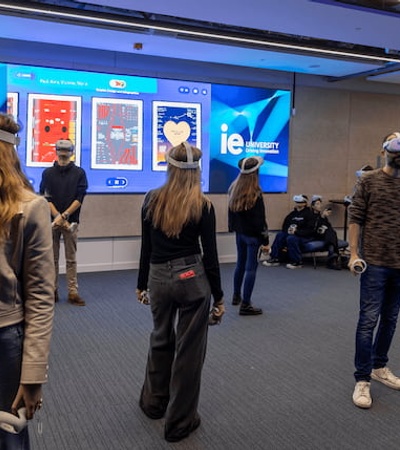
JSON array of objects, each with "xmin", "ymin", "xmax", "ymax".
[
  {"xmin": 282, "ymin": 207, "xmax": 315, "ymax": 237},
  {"xmin": 137, "ymin": 193, "xmax": 224, "ymax": 303},
  {"xmin": 39, "ymin": 162, "xmax": 88, "ymax": 223},
  {"xmin": 228, "ymin": 195, "xmax": 269, "ymax": 245}
]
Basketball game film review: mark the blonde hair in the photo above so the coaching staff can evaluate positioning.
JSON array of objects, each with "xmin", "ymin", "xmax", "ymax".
[
  {"xmin": 146, "ymin": 143, "xmax": 210, "ymax": 238},
  {"xmin": 0, "ymin": 114, "xmax": 35, "ymax": 242},
  {"xmin": 228, "ymin": 171, "xmax": 261, "ymax": 212}
]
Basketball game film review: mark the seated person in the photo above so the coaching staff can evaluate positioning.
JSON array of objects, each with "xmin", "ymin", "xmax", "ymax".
[
  {"xmin": 344, "ymin": 164, "xmax": 374, "ymax": 205},
  {"xmin": 264, "ymin": 194, "xmax": 315, "ymax": 269},
  {"xmin": 310, "ymin": 195, "xmax": 341, "ymax": 270}
]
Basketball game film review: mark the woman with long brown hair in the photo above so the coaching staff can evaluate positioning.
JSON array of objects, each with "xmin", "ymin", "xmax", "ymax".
[
  {"xmin": 228, "ymin": 156, "xmax": 269, "ymax": 315},
  {"xmin": 136, "ymin": 141, "xmax": 224, "ymax": 442},
  {"xmin": 0, "ymin": 113, "xmax": 54, "ymax": 449}
]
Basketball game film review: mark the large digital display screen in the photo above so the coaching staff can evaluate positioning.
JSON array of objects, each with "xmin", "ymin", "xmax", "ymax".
[{"xmin": 6, "ymin": 63, "xmax": 290, "ymax": 193}]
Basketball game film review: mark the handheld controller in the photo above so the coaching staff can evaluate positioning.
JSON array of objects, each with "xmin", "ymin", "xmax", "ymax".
[
  {"xmin": 0, "ymin": 408, "xmax": 27, "ymax": 434},
  {"xmin": 351, "ymin": 258, "xmax": 367, "ymax": 274},
  {"xmin": 138, "ymin": 290, "xmax": 150, "ymax": 305}
]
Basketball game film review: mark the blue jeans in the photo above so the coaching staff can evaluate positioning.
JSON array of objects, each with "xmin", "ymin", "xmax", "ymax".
[
  {"xmin": 355, "ymin": 264, "xmax": 400, "ymax": 382},
  {"xmin": 286, "ymin": 235, "xmax": 313, "ymax": 264},
  {"xmin": 233, "ymin": 233, "xmax": 261, "ymax": 304},
  {"xmin": 270, "ymin": 231, "xmax": 287, "ymax": 260},
  {"xmin": 270, "ymin": 232, "xmax": 313, "ymax": 263},
  {"xmin": 0, "ymin": 323, "xmax": 30, "ymax": 450}
]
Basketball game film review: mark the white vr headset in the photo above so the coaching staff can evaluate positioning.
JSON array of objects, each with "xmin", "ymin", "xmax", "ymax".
[
  {"xmin": 0, "ymin": 408, "xmax": 27, "ymax": 434},
  {"xmin": 166, "ymin": 141, "xmax": 200, "ymax": 169},
  {"xmin": 382, "ymin": 132, "xmax": 400, "ymax": 153},
  {"xmin": 293, "ymin": 195, "xmax": 308, "ymax": 203},
  {"xmin": 0, "ymin": 129, "xmax": 20, "ymax": 145}
]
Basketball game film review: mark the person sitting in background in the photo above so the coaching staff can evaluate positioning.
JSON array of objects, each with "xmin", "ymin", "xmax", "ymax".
[
  {"xmin": 344, "ymin": 164, "xmax": 374, "ymax": 205},
  {"xmin": 264, "ymin": 194, "xmax": 315, "ymax": 269},
  {"xmin": 310, "ymin": 195, "xmax": 341, "ymax": 270}
]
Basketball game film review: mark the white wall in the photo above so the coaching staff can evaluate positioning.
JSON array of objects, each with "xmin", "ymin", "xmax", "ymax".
[{"xmin": 58, "ymin": 233, "xmax": 238, "ymax": 273}]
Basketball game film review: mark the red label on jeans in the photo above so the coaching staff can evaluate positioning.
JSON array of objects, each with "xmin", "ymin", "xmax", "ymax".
[{"xmin": 179, "ymin": 270, "xmax": 196, "ymax": 279}]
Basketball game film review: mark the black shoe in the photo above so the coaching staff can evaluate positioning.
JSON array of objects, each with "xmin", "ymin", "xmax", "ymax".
[
  {"xmin": 232, "ymin": 294, "xmax": 242, "ymax": 305},
  {"xmin": 239, "ymin": 304, "xmax": 263, "ymax": 316},
  {"xmin": 139, "ymin": 396, "xmax": 167, "ymax": 420},
  {"xmin": 67, "ymin": 293, "xmax": 86, "ymax": 306},
  {"xmin": 327, "ymin": 257, "xmax": 342, "ymax": 270},
  {"xmin": 165, "ymin": 415, "xmax": 201, "ymax": 442}
]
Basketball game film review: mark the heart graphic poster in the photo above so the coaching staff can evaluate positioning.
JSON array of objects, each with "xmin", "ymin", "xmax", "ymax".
[{"xmin": 152, "ymin": 101, "xmax": 201, "ymax": 172}]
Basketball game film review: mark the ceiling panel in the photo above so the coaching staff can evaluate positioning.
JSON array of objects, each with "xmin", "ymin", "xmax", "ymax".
[{"xmin": 1, "ymin": 0, "xmax": 400, "ymax": 82}]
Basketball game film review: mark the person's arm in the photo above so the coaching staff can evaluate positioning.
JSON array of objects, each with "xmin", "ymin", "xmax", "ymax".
[
  {"xmin": 348, "ymin": 222, "xmax": 361, "ymax": 274},
  {"xmin": 200, "ymin": 202, "xmax": 224, "ymax": 303},
  {"xmin": 12, "ymin": 197, "xmax": 55, "ymax": 419},
  {"xmin": 255, "ymin": 196, "xmax": 270, "ymax": 246},
  {"xmin": 60, "ymin": 199, "xmax": 82, "ymax": 221},
  {"xmin": 137, "ymin": 194, "xmax": 153, "ymax": 293}
]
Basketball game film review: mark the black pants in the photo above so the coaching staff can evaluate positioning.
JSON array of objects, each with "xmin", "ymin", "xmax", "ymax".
[
  {"xmin": 324, "ymin": 227, "xmax": 339, "ymax": 256},
  {"xmin": 140, "ymin": 255, "xmax": 211, "ymax": 439}
]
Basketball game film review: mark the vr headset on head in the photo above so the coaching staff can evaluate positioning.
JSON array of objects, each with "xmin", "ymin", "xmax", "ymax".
[
  {"xmin": 293, "ymin": 195, "xmax": 308, "ymax": 203},
  {"xmin": 382, "ymin": 132, "xmax": 400, "ymax": 153}
]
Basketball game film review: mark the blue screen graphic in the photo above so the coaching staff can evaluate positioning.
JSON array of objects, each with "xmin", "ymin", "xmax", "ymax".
[
  {"xmin": 6, "ymin": 64, "xmax": 290, "ymax": 194},
  {"xmin": 210, "ymin": 84, "xmax": 290, "ymax": 193}
]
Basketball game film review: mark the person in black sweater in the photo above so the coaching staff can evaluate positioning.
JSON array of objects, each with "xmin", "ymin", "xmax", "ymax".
[
  {"xmin": 40, "ymin": 139, "xmax": 88, "ymax": 306},
  {"xmin": 264, "ymin": 194, "xmax": 315, "ymax": 269},
  {"xmin": 136, "ymin": 141, "xmax": 224, "ymax": 443},
  {"xmin": 310, "ymin": 195, "xmax": 341, "ymax": 270},
  {"xmin": 228, "ymin": 156, "xmax": 269, "ymax": 315}
]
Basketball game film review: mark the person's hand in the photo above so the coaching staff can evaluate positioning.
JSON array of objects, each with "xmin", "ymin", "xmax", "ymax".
[
  {"xmin": 11, "ymin": 384, "xmax": 43, "ymax": 420},
  {"xmin": 348, "ymin": 256, "xmax": 367, "ymax": 275},
  {"xmin": 322, "ymin": 208, "xmax": 332, "ymax": 218},
  {"xmin": 260, "ymin": 245, "xmax": 270, "ymax": 254},
  {"xmin": 136, "ymin": 289, "xmax": 150, "ymax": 305},
  {"xmin": 52, "ymin": 213, "xmax": 64, "ymax": 227},
  {"xmin": 209, "ymin": 299, "xmax": 225, "ymax": 325}
]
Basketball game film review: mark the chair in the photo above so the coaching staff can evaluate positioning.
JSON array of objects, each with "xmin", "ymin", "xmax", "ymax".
[{"xmin": 301, "ymin": 239, "xmax": 348, "ymax": 269}]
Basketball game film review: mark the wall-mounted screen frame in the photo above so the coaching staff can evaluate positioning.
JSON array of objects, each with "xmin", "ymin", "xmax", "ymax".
[{"xmin": 6, "ymin": 63, "xmax": 291, "ymax": 194}]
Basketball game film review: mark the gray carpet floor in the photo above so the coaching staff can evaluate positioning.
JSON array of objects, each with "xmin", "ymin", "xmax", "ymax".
[{"xmin": 30, "ymin": 262, "xmax": 400, "ymax": 450}]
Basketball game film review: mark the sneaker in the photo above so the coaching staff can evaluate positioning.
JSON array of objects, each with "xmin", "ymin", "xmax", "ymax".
[
  {"xmin": 371, "ymin": 367, "xmax": 400, "ymax": 390},
  {"xmin": 262, "ymin": 258, "xmax": 280, "ymax": 267},
  {"xmin": 327, "ymin": 259, "xmax": 342, "ymax": 270},
  {"xmin": 286, "ymin": 261, "xmax": 303, "ymax": 269},
  {"xmin": 232, "ymin": 294, "xmax": 242, "ymax": 306},
  {"xmin": 239, "ymin": 304, "xmax": 263, "ymax": 316},
  {"xmin": 353, "ymin": 381, "xmax": 372, "ymax": 409},
  {"xmin": 68, "ymin": 293, "xmax": 86, "ymax": 306}
]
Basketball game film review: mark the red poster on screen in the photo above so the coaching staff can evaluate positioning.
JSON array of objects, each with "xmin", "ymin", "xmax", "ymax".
[{"xmin": 27, "ymin": 94, "xmax": 81, "ymax": 167}]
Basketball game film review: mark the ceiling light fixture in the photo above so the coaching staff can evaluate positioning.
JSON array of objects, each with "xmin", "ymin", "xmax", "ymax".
[{"xmin": 0, "ymin": 2, "xmax": 399, "ymax": 65}]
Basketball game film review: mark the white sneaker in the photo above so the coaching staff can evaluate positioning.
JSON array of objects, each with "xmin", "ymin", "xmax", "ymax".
[
  {"xmin": 262, "ymin": 258, "xmax": 280, "ymax": 267},
  {"xmin": 371, "ymin": 367, "xmax": 400, "ymax": 390},
  {"xmin": 352, "ymin": 381, "xmax": 372, "ymax": 409},
  {"xmin": 286, "ymin": 262, "xmax": 303, "ymax": 269}
]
